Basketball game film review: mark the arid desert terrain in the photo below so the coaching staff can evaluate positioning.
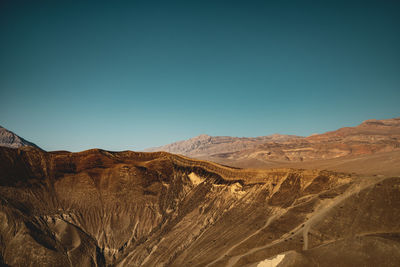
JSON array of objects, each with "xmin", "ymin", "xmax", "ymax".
[{"xmin": 0, "ymin": 118, "xmax": 400, "ymax": 266}]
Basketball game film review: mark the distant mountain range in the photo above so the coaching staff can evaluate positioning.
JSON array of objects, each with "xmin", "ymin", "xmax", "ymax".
[
  {"xmin": 145, "ymin": 133, "xmax": 302, "ymax": 156},
  {"xmin": 0, "ymin": 126, "xmax": 40, "ymax": 149},
  {"xmin": 2, "ymin": 117, "xmax": 400, "ymax": 174},
  {"xmin": 146, "ymin": 117, "xmax": 400, "ymax": 171}
]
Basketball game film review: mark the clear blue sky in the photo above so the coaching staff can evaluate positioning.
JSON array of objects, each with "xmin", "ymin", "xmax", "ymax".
[{"xmin": 1, "ymin": 0, "xmax": 399, "ymax": 151}]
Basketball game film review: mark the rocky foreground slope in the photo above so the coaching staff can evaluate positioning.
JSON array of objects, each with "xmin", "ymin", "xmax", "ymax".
[{"xmin": 1, "ymin": 147, "xmax": 399, "ymax": 266}]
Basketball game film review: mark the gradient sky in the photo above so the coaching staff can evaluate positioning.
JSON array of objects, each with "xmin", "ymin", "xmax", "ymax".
[{"xmin": 1, "ymin": 0, "xmax": 399, "ymax": 151}]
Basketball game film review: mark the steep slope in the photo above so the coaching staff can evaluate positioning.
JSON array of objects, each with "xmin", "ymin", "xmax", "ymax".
[
  {"xmin": 0, "ymin": 126, "xmax": 41, "ymax": 149},
  {"xmin": 0, "ymin": 147, "xmax": 399, "ymax": 266}
]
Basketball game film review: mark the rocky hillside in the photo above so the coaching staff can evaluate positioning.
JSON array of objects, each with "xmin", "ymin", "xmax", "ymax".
[
  {"xmin": 1, "ymin": 147, "xmax": 399, "ymax": 266},
  {"xmin": 0, "ymin": 126, "xmax": 40, "ymax": 149}
]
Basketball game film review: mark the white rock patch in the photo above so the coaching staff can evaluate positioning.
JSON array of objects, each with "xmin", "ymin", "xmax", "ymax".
[
  {"xmin": 256, "ymin": 254, "xmax": 285, "ymax": 267},
  {"xmin": 230, "ymin": 182, "xmax": 246, "ymax": 196},
  {"xmin": 188, "ymin": 172, "xmax": 205, "ymax": 185}
]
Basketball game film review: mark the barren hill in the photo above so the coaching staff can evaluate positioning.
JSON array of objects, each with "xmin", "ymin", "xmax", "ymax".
[{"xmin": 1, "ymin": 147, "xmax": 399, "ymax": 266}]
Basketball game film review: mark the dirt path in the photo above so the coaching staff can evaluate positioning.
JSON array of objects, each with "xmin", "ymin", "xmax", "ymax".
[
  {"xmin": 207, "ymin": 176, "xmax": 385, "ymax": 267},
  {"xmin": 205, "ymin": 209, "xmax": 285, "ymax": 267}
]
